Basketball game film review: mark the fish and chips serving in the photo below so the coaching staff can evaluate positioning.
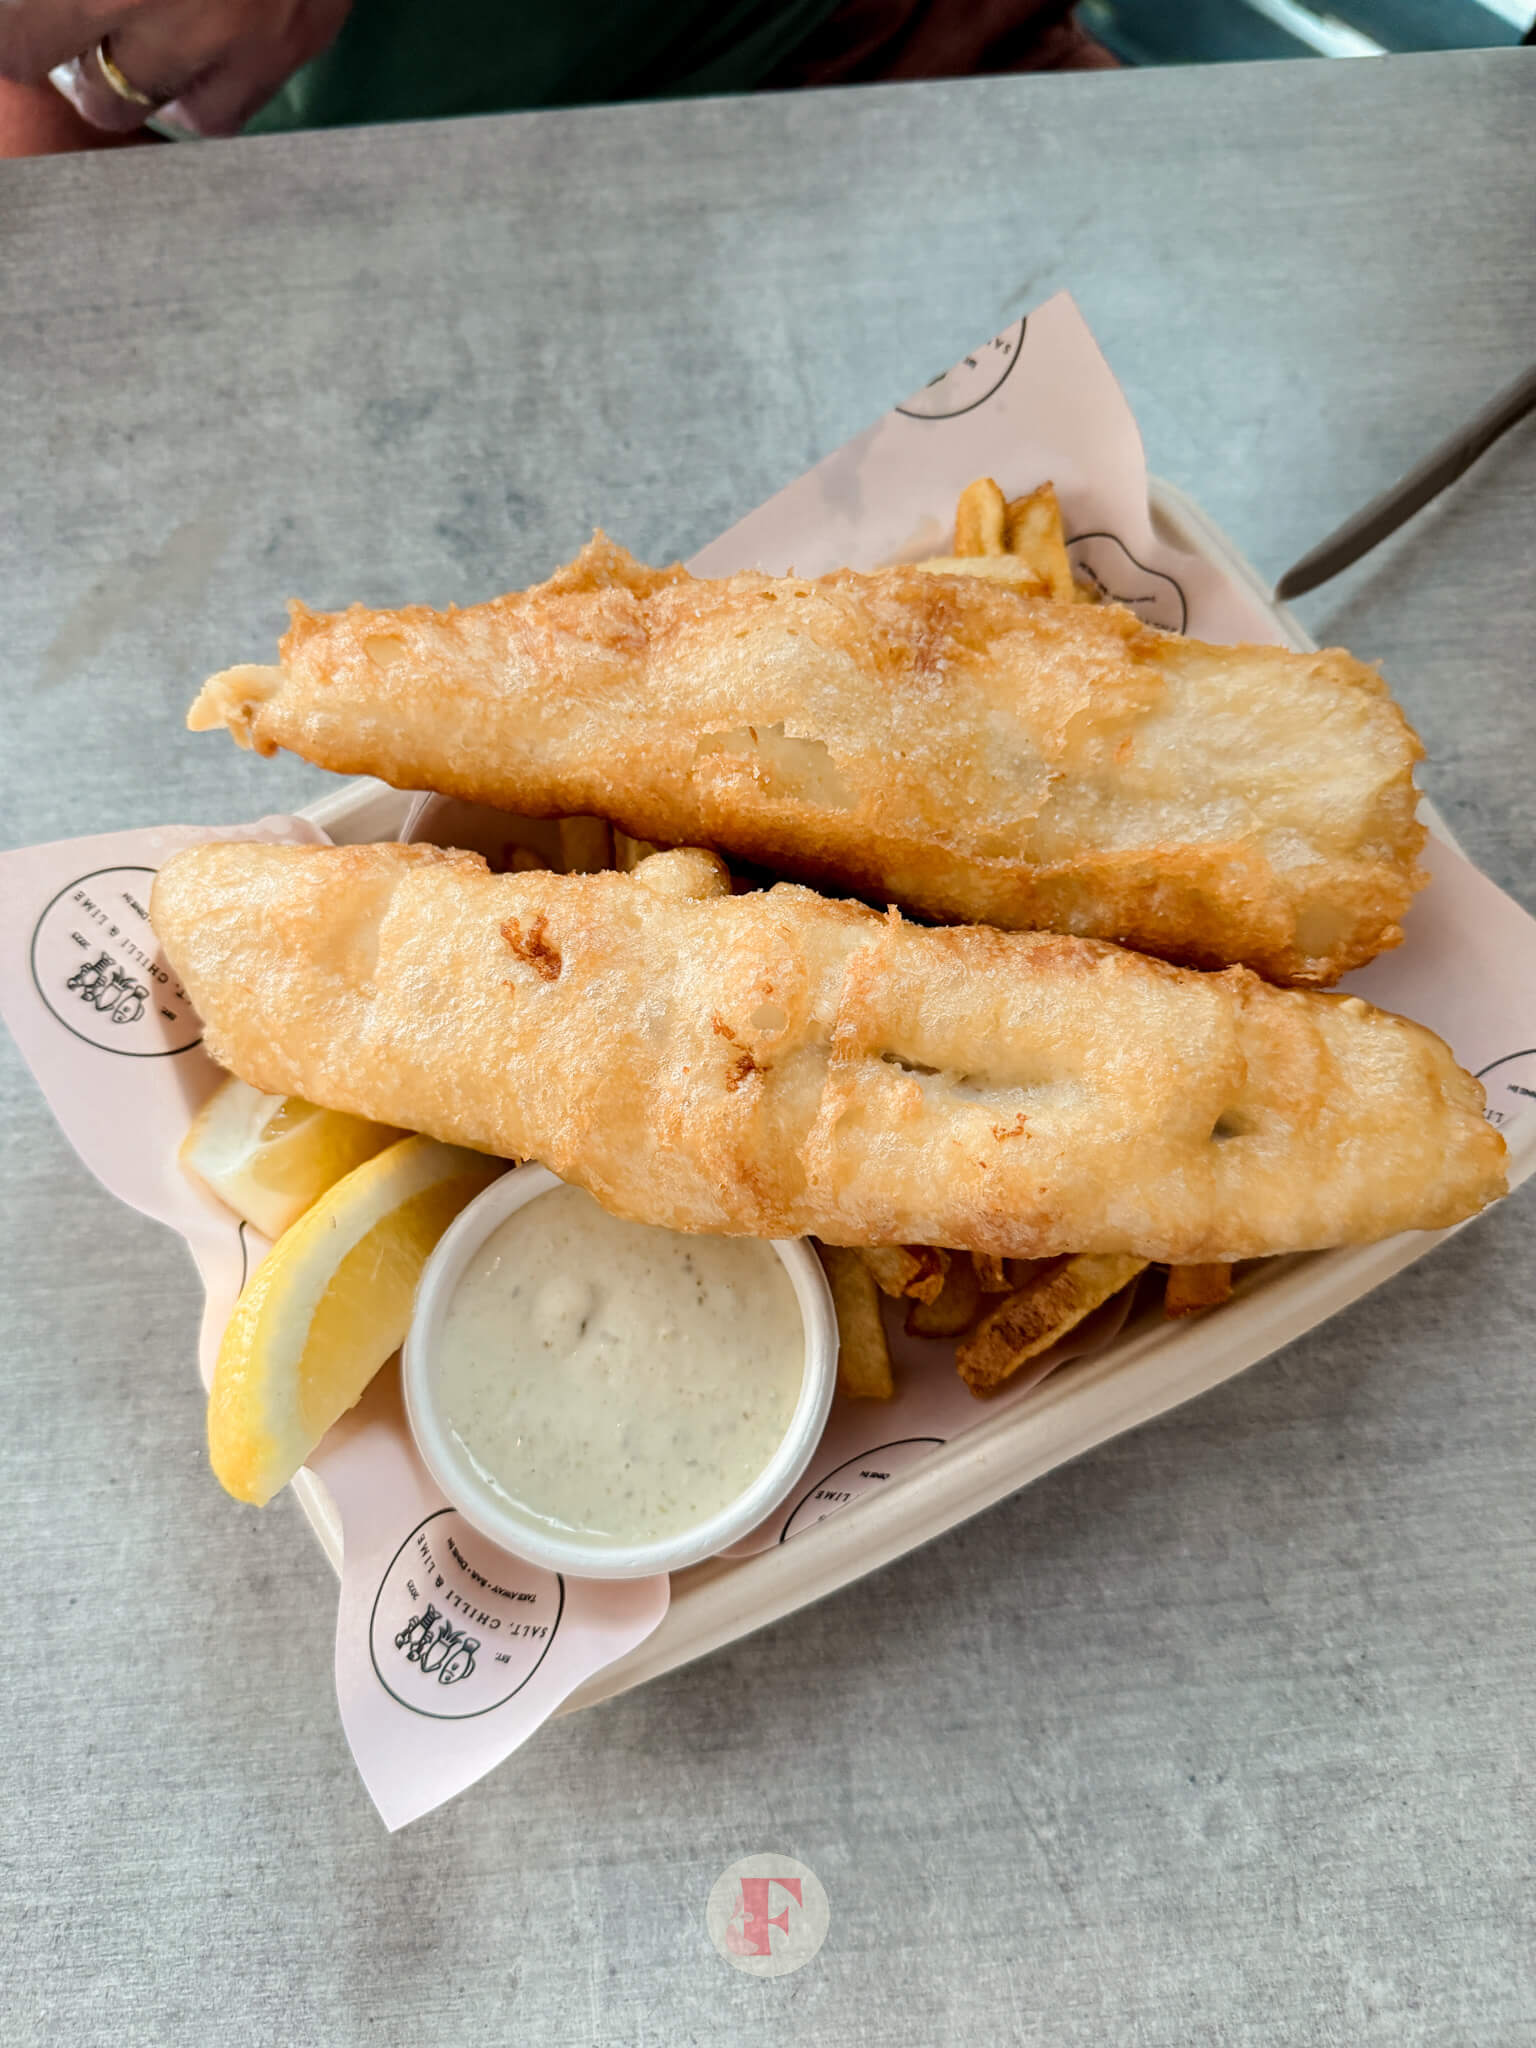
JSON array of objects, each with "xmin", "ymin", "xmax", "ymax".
[
  {"xmin": 148, "ymin": 473, "xmax": 1504, "ymax": 1464},
  {"xmin": 5, "ymin": 291, "xmax": 1531, "ymax": 1819}
]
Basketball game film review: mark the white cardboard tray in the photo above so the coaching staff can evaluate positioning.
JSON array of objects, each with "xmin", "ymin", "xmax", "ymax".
[{"xmin": 287, "ymin": 478, "xmax": 1519, "ymax": 1720}]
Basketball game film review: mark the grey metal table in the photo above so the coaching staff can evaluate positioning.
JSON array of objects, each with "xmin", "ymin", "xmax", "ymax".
[{"xmin": 3, "ymin": 48, "xmax": 1533, "ymax": 2047}]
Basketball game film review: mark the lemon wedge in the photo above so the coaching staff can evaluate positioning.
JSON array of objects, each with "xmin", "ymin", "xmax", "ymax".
[
  {"xmin": 180, "ymin": 1077, "xmax": 407, "ymax": 1240},
  {"xmin": 209, "ymin": 1135, "xmax": 505, "ymax": 1505}
]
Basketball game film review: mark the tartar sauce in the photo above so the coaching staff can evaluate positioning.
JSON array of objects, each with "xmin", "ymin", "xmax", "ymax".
[{"xmin": 431, "ymin": 1184, "xmax": 805, "ymax": 1547}]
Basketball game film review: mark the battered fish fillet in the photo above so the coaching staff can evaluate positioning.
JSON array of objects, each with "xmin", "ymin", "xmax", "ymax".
[
  {"xmin": 149, "ymin": 842, "xmax": 1503, "ymax": 1263},
  {"xmin": 187, "ymin": 536, "xmax": 1425, "ymax": 988}
]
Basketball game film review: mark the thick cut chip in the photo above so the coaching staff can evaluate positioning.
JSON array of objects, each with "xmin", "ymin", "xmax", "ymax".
[
  {"xmin": 910, "ymin": 553, "xmax": 1051, "ymax": 595},
  {"xmin": 857, "ymin": 1244, "xmax": 949, "ymax": 1303},
  {"xmin": 631, "ymin": 846, "xmax": 730, "ymax": 900},
  {"xmin": 614, "ymin": 829, "xmax": 662, "ymax": 870},
  {"xmin": 1164, "ymin": 1262, "xmax": 1235, "ymax": 1316},
  {"xmin": 1004, "ymin": 481, "xmax": 1077, "ymax": 603},
  {"xmin": 819, "ymin": 1243, "xmax": 895, "ymax": 1400},
  {"xmin": 957, "ymin": 1254, "xmax": 1148, "ymax": 1394},
  {"xmin": 1006, "ymin": 1257, "xmax": 1052, "ymax": 1290},
  {"xmin": 906, "ymin": 1254, "xmax": 983, "ymax": 1338},
  {"xmin": 954, "ymin": 476, "xmax": 1008, "ymax": 556},
  {"xmin": 971, "ymin": 1251, "xmax": 1011, "ymax": 1293},
  {"xmin": 558, "ymin": 817, "xmax": 614, "ymax": 873}
]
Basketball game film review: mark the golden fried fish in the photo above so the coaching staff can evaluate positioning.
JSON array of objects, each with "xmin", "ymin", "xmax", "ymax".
[
  {"xmin": 150, "ymin": 841, "xmax": 1503, "ymax": 1263},
  {"xmin": 187, "ymin": 536, "xmax": 1426, "ymax": 988}
]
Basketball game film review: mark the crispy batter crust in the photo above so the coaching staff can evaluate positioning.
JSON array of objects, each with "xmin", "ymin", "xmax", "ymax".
[
  {"xmin": 150, "ymin": 842, "xmax": 1503, "ymax": 1262},
  {"xmin": 187, "ymin": 537, "xmax": 1427, "ymax": 988}
]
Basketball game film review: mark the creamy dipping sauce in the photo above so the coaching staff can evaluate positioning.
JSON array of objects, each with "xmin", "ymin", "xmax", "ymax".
[{"xmin": 431, "ymin": 1184, "xmax": 806, "ymax": 1548}]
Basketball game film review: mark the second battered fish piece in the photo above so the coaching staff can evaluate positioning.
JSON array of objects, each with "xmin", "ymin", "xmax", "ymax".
[
  {"xmin": 149, "ymin": 841, "xmax": 1503, "ymax": 1264},
  {"xmin": 187, "ymin": 536, "xmax": 1427, "ymax": 987}
]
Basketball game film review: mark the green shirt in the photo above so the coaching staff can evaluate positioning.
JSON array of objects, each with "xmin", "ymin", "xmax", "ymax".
[{"xmin": 245, "ymin": 0, "xmax": 844, "ymax": 132}]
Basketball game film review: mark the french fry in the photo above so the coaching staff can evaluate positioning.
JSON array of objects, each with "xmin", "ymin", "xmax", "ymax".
[
  {"xmin": 910, "ymin": 554, "xmax": 1051, "ymax": 595},
  {"xmin": 1164, "ymin": 1262, "xmax": 1234, "ymax": 1317},
  {"xmin": 938, "ymin": 477, "xmax": 1084, "ymax": 604},
  {"xmin": 971, "ymin": 1251, "xmax": 1011, "ymax": 1293},
  {"xmin": 908, "ymin": 1247, "xmax": 951, "ymax": 1303},
  {"xmin": 614, "ymin": 829, "xmax": 661, "ymax": 871},
  {"xmin": 557, "ymin": 817, "xmax": 614, "ymax": 873},
  {"xmin": 906, "ymin": 1253, "xmax": 983, "ymax": 1338},
  {"xmin": 856, "ymin": 1244, "xmax": 949, "ymax": 1304},
  {"xmin": 954, "ymin": 476, "xmax": 1008, "ymax": 556},
  {"xmin": 509, "ymin": 846, "xmax": 549, "ymax": 872},
  {"xmin": 630, "ymin": 846, "xmax": 730, "ymax": 901},
  {"xmin": 1005, "ymin": 1257, "xmax": 1051, "ymax": 1290},
  {"xmin": 818, "ymin": 1244, "xmax": 895, "ymax": 1400},
  {"xmin": 956, "ymin": 1253, "xmax": 1147, "ymax": 1395},
  {"xmin": 1004, "ymin": 481, "xmax": 1077, "ymax": 604}
]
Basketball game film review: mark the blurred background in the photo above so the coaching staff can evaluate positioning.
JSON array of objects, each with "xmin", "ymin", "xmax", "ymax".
[{"xmin": 1081, "ymin": 0, "xmax": 1533, "ymax": 63}]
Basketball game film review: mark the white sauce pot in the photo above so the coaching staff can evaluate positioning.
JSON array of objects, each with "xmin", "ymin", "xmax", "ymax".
[{"xmin": 403, "ymin": 1163, "xmax": 840, "ymax": 1579}]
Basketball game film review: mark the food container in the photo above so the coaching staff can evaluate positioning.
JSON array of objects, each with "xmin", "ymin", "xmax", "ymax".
[
  {"xmin": 283, "ymin": 468, "xmax": 1534, "ymax": 1726},
  {"xmin": 403, "ymin": 1163, "xmax": 839, "ymax": 1579},
  {"xmin": 5, "ymin": 295, "xmax": 1531, "ymax": 1823}
]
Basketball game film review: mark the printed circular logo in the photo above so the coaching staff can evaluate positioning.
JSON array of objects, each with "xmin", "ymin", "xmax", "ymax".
[
  {"xmin": 369, "ymin": 1510, "xmax": 564, "ymax": 1720},
  {"xmin": 1477, "ymin": 1049, "xmax": 1536, "ymax": 1133},
  {"xmin": 896, "ymin": 319, "xmax": 1025, "ymax": 420},
  {"xmin": 706, "ymin": 1855, "xmax": 830, "ymax": 1977},
  {"xmin": 780, "ymin": 1437, "xmax": 944, "ymax": 1542},
  {"xmin": 29, "ymin": 866, "xmax": 201, "ymax": 1057}
]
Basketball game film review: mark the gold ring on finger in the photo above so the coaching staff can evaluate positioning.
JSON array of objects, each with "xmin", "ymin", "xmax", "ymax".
[{"xmin": 94, "ymin": 38, "xmax": 162, "ymax": 110}]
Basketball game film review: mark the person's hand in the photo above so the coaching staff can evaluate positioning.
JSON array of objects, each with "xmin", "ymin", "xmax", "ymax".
[
  {"xmin": 0, "ymin": 75, "xmax": 154, "ymax": 155},
  {"xmin": 0, "ymin": 0, "xmax": 351, "ymax": 139}
]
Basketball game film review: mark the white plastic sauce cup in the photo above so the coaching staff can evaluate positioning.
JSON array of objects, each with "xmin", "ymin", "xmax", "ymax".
[{"xmin": 403, "ymin": 1164, "xmax": 840, "ymax": 1580}]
